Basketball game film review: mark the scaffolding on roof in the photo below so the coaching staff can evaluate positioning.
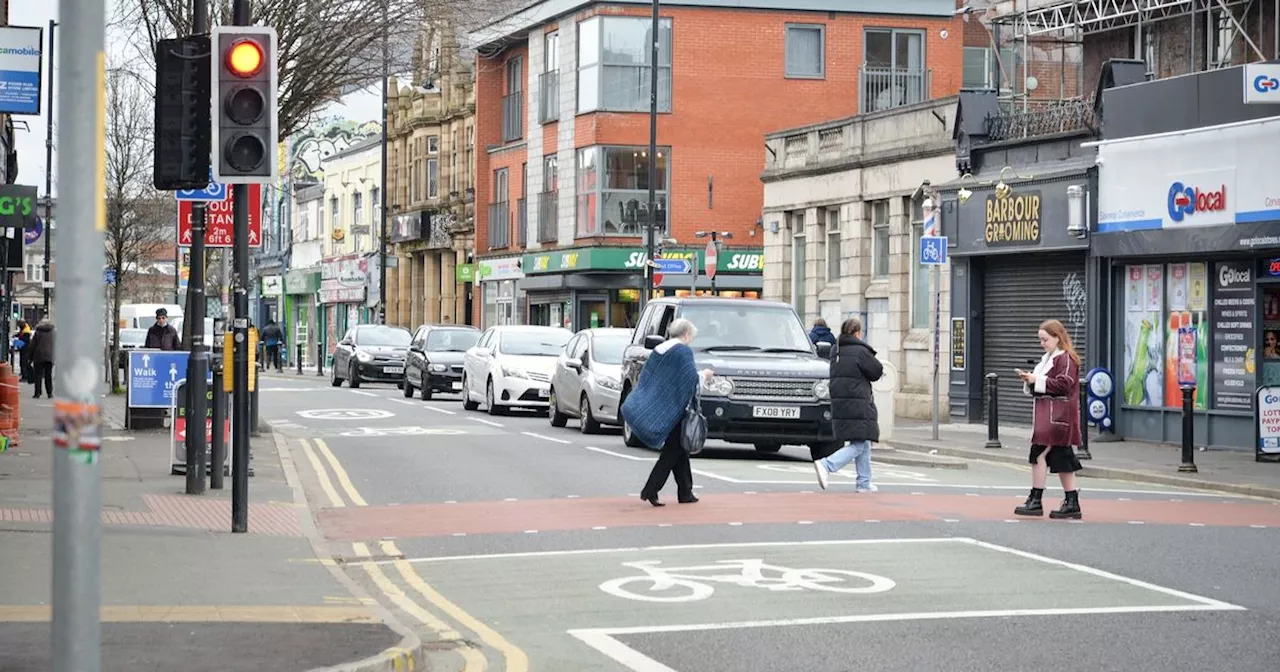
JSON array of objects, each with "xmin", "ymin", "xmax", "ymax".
[{"xmin": 995, "ymin": 0, "xmax": 1253, "ymax": 38}]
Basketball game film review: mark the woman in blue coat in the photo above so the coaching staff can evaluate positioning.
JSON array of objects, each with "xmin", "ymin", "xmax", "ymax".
[{"xmin": 621, "ymin": 318, "xmax": 714, "ymax": 507}]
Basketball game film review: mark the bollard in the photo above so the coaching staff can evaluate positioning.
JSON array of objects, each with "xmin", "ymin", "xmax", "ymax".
[
  {"xmin": 296, "ymin": 343, "xmax": 303, "ymax": 375},
  {"xmin": 316, "ymin": 342, "xmax": 324, "ymax": 377},
  {"xmin": 984, "ymin": 373, "xmax": 1001, "ymax": 449},
  {"xmin": 210, "ymin": 361, "xmax": 226, "ymax": 489},
  {"xmin": 1178, "ymin": 385, "xmax": 1198, "ymax": 473},
  {"xmin": 1076, "ymin": 377, "xmax": 1092, "ymax": 460}
]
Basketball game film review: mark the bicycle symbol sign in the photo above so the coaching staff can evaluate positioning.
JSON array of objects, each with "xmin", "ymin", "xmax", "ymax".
[
  {"xmin": 919, "ymin": 235, "xmax": 948, "ymax": 266},
  {"xmin": 598, "ymin": 559, "xmax": 896, "ymax": 603},
  {"xmin": 176, "ymin": 169, "xmax": 228, "ymax": 202}
]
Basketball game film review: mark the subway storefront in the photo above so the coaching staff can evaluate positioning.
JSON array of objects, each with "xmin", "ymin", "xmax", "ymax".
[{"xmin": 519, "ymin": 247, "xmax": 763, "ymax": 331}]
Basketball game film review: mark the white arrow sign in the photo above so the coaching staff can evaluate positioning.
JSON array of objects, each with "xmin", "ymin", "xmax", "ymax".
[
  {"xmin": 142, "ymin": 354, "xmax": 151, "ymax": 368},
  {"xmin": 169, "ymin": 363, "xmax": 178, "ymax": 381}
]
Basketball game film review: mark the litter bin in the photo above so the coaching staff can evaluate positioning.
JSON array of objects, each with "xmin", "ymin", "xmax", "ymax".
[{"xmin": 872, "ymin": 358, "xmax": 899, "ymax": 446}]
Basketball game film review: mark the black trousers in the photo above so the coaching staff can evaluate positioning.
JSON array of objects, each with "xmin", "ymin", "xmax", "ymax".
[
  {"xmin": 33, "ymin": 362, "xmax": 53, "ymax": 397},
  {"xmin": 642, "ymin": 424, "xmax": 694, "ymax": 500},
  {"xmin": 266, "ymin": 344, "xmax": 282, "ymax": 371}
]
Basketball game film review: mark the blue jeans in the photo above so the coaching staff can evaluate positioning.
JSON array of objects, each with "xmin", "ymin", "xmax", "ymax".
[{"xmin": 820, "ymin": 440, "xmax": 872, "ymax": 490}]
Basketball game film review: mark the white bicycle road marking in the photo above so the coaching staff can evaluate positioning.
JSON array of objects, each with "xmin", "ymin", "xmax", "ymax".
[
  {"xmin": 337, "ymin": 426, "xmax": 466, "ymax": 437},
  {"xmin": 297, "ymin": 408, "xmax": 395, "ymax": 420},
  {"xmin": 756, "ymin": 463, "xmax": 938, "ymax": 483},
  {"xmin": 598, "ymin": 559, "xmax": 895, "ymax": 603}
]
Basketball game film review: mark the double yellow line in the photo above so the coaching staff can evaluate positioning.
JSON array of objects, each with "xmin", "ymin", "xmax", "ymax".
[{"xmin": 297, "ymin": 437, "xmax": 529, "ymax": 672}]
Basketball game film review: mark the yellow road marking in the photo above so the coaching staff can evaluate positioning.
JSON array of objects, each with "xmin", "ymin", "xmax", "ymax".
[
  {"xmin": 382, "ymin": 540, "xmax": 529, "ymax": 672},
  {"xmin": 299, "ymin": 438, "xmax": 346, "ymax": 507},
  {"xmin": 315, "ymin": 437, "xmax": 369, "ymax": 506},
  {"xmin": 0, "ymin": 605, "xmax": 378, "ymax": 623}
]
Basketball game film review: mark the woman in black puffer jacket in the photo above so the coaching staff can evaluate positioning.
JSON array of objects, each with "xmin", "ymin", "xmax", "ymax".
[{"xmin": 812, "ymin": 317, "xmax": 883, "ymax": 493}]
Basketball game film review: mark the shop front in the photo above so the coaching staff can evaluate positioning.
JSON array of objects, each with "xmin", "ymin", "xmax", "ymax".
[
  {"xmin": 1092, "ymin": 113, "xmax": 1280, "ymax": 448},
  {"xmin": 945, "ymin": 178, "xmax": 1093, "ymax": 426},
  {"xmin": 475, "ymin": 255, "xmax": 525, "ymax": 328},
  {"xmin": 319, "ymin": 254, "xmax": 372, "ymax": 358},
  {"xmin": 519, "ymin": 247, "xmax": 765, "ymax": 332},
  {"xmin": 283, "ymin": 267, "xmax": 320, "ymax": 366}
]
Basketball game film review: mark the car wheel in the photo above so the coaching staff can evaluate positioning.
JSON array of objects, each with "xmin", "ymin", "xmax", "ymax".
[
  {"xmin": 486, "ymin": 379, "xmax": 506, "ymax": 415},
  {"xmin": 580, "ymin": 394, "xmax": 601, "ymax": 434},
  {"xmin": 548, "ymin": 387, "xmax": 568, "ymax": 427},
  {"xmin": 753, "ymin": 443, "xmax": 783, "ymax": 453},
  {"xmin": 622, "ymin": 417, "xmax": 645, "ymax": 448},
  {"xmin": 809, "ymin": 441, "xmax": 843, "ymax": 461},
  {"xmin": 330, "ymin": 362, "xmax": 343, "ymax": 387},
  {"xmin": 348, "ymin": 363, "xmax": 362, "ymax": 389},
  {"xmin": 402, "ymin": 375, "xmax": 415, "ymax": 398},
  {"xmin": 461, "ymin": 375, "xmax": 479, "ymax": 411},
  {"xmin": 421, "ymin": 384, "xmax": 433, "ymax": 401}
]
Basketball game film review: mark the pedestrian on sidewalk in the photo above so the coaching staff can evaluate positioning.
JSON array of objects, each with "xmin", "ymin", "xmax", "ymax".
[
  {"xmin": 809, "ymin": 318, "xmax": 837, "ymax": 352},
  {"xmin": 12, "ymin": 319, "xmax": 32, "ymax": 383},
  {"xmin": 813, "ymin": 317, "xmax": 883, "ymax": 493},
  {"xmin": 622, "ymin": 318, "xmax": 714, "ymax": 507},
  {"xmin": 29, "ymin": 318, "xmax": 54, "ymax": 399},
  {"xmin": 1013, "ymin": 319, "xmax": 1084, "ymax": 520},
  {"xmin": 261, "ymin": 319, "xmax": 284, "ymax": 372},
  {"xmin": 145, "ymin": 308, "xmax": 181, "ymax": 350}
]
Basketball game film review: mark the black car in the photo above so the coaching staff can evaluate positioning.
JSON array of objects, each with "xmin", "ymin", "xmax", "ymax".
[
  {"xmin": 402, "ymin": 324, "xmax": 481, "ymax": 400},
  {"xmin": 619, "ymin": 297, "xmax": 840, "ymax": 461},
  {"xmin": 330, "ymin": 324, "xmax": 413, "ymax": 388}
]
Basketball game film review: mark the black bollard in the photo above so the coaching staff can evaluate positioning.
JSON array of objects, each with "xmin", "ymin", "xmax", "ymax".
[
  {"xmin": 296, "ymin": 343, "xmax": 303, "ymax": 375},
  {"xmin": 1178, "ymin": 385, "xmax": 1198, "ymax": 473},
  {"xmin": 316, "ymin": 342, "xmax": 324, "ymax": 377},
  {"xmin": 984, "ymin": 373, "xmax": 1001, "ymax": 449},
  {"xmin": 1076, "ymin": 377, "xmax": 1092, "ymax": 460},
  {"xmin": 210, "ymin": 360, "xmax": 226, "ymax": 488}
]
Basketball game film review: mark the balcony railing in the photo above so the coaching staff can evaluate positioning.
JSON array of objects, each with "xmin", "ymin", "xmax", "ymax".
[
  {"xmin": 537, "ymin": 191, "xmax": 558, "ymax": 243},
  {"xmin": 516, "ymin": 198, "xmax": 527, "ymax": 248},
  {"xmin": 488, "ymin": 201, "xmax": 510, "ymax": 249},
  {"xmin": 859, "ymin": 65, "xmax": 931, "ymax": 114},
  {"xmin": 501, "ymin": 92, "xmax": 523, "ymax": 143},
  {"xmin": 538, "ymin": 72, "xmax": 559, "ymax": 123}
]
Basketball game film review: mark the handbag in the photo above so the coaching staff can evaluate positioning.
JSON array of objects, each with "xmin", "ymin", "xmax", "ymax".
[{"xmin": 681, "ymin": 388, "xmax": 708, "ymax": 456}]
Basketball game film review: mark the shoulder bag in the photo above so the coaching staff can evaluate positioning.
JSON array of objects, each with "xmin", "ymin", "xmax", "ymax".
[{"xmin": 681, "ymin": 387, "xmax": 707, "ymax": 456}]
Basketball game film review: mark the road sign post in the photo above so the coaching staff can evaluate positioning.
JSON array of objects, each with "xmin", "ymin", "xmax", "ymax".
[
  {"xmin": 177, "ymin": 183, "xmax": 262, "ymax": 247},
  {"xmin": 920, "ymin": 232, "xmax": 948, "ymax": 442}
]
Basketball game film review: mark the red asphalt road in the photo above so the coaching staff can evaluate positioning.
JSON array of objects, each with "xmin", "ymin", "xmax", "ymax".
[{"xmin": 317, "ymin": 492, "xmax": 1280, "ymax": 541}]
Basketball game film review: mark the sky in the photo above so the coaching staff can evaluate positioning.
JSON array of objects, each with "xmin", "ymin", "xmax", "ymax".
[{"xmin": 10, "ymin": 1, "xmax": 381, "ymax": 197}]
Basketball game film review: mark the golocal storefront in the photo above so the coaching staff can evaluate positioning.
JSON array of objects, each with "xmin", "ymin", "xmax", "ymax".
[{"xmin": 1093, "ymin": 115, "xmax": 1280, "ymax": 449}]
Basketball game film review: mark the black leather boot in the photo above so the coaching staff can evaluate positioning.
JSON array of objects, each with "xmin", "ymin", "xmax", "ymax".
[
  {"xmin": 1050, "ymin": 490, "xmax": 1082, "ymax": 520},
  {"xmin": 1014, "ymin": 487, "xmax": 1044, "ymax": 516}
]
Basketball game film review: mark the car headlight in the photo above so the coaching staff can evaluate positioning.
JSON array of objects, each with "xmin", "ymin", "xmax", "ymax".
[
  {"xmin": 355, "ymin": 350, "xmax": 373, "ymax": 363},
  {"xmin": 595, "ymin": 374, "xmax": 621, "ymax": 390},
  {"xmin": 501, "ymin": 365, "xmax": 528, "ymax": 379},
  {"xmin": 814, "ymin": 379, "xmax": 830, "ymax": 399},
  {"xmin": 428, "ymin": 363, "xmax": 448, "ymax": 373},
  {"xmin": 701, "ymin": 375, "xmax": 733, "ymax": 397}
]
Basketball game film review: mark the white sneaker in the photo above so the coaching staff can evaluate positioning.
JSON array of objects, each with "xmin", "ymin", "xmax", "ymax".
[
  {"xmin": 855, "ymin": 484, "xmax": 878, "ymax": 494},
  {"xmin": 813, "ymin": 461, "xmax": 829, "ymax": 490}
]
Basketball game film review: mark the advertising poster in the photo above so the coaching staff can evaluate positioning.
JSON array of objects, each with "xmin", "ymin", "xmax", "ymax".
[
  {"xmin": 1260, "ymin": 287, "xmax": 1280, "ymax": 388},
  {"xmin": 1188, "ymin": 262, "xmax": 1208, "ymax": 312},
  {"xmin": 1163, "ymin": 263, "xmax": 1207, "ymax": 408},
  {"xmin": 1210, "ymin": 261, "xmax": 1256, "ymax": 410},
  {"xmin": 1123, "ymin": 265, "xmax": 1165, "ymax": 407}
]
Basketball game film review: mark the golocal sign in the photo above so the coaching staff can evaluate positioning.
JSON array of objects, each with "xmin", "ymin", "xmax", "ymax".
[
  {"xmin": 1097, "ymin": 116, "xmax": 1280, "ymax": 233},
  {"xmin": 177, "ymin": 184, "xmax": 263, "ymax": 247},
  {"xmin": 1259, "ymin": 387, "xmax": 1280, "ymax": 455}
]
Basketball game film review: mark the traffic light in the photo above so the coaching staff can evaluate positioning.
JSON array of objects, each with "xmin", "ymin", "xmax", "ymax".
[
  {"xmin": 153, "ymin": 35, "xmax": 211, "ymax": 190},
  {"xmin": 211, "ymin": 26, "xmax": 278, "ymax": 184}
]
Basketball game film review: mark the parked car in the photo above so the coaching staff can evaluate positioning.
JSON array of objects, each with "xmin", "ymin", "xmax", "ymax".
[
  {"xmin": 548, "ymin": 327, "xmax": 632, "ymax": 433},
  {"xmin": 461, "ymin": 325, "xmax": 573, "ymax": 415},
  {"xmin": 115, "ymin": 328, "xmax": 147, "ymax": 370},
  {"xmin": 330, "ymin": 324, "xmax": 413, "ymax": 388},
  {"xmin": 402, "ymin": 324, "xmax": 481, "ymax": 400},
  {"xmin": 619, "ymin": 297, "xmax": 840, "ymax": 460}
]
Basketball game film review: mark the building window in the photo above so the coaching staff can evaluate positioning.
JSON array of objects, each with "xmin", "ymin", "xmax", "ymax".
[
  {"xmin": 450, "ymin": 129, "xmax": 459, "ymax": 193},
  {"xmin": 491, "ymin": 168, "xmax": 510, "ymax": 249},
  {"xmin": 502, "ymin": 58, "xmax": 523, "ymax": 142},
  {"xmin": 910, "ymin": 199, "xmax": 929, "ymax": 329},
  {"xmin": 25, "ymin": 261, "xmax": 43, "ymax": 283},
  {"xmin": 1134, "ymin": 26, "xmax": 1157, "ymax": 75},
  {"xmin": 427, "ymin": 158, "xmax": 438, "ymax": 199},
  {"xmin": 871, "ymin": 199, "xmax": 889, "ymax": 278},
  {"xmin": 785, "ymin": 24, "xmax": 825, "ymax": 79},
  {"xmin": 353, "ymin": 192, "xmax": 363, "ymax": 226},
  {"xmin": 1211, "ymin": 9, "xmax": 1235, "ymax": 67},
  {"xmin": 330, "ymin": 197, "xmax": 339, "ymax": 230},
  {"xmin": 575, "ymin": 145, "xmax": 670, "ymax": 237},
  {"xmin": 427, "ymin": 136, "xmax": 438, "ymax": 154},
  {"xmin": 825, "ymin": 207, "xmax": 840, "ymax": 282},
  {"xmin": 411, "ymin": 139, "xmax": 422, "ymax": 202},
  {"xmin": 962, "ymin": 47, "xmax": 991, "ymax": 89},
  {"xmin": 543, "ymin": 155, "xmax": 558, "ymax": 192},
  {"xmin": 862, "ymin": 28, "xmax": 927, "ymax": 113},
  {"xmin": 465, "ymin": 126, "xmax": 474, "ymax": 193},
  {"xmin": 370, "ymin": 187, "xmax": 379, "ymax": 211},
  {"xmin": 790, "ymin": 214, "xmax": 806, "ymax": 318},
  {"xmin": 577, "ymin": 16, "xmax": 672, "ymax": 114},
  {"xmin": 541, "ymin": 31, "xmax": 561, "ymax": 123}
]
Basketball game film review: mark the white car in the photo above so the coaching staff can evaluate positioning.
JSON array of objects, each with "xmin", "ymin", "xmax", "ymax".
[{"xmin": 461, "ymin": 325, "xmax": 574, "ymax": 415}]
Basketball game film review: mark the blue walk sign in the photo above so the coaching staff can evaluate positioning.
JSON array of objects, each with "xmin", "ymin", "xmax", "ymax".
[
  {"xmin": 127, "ymin": 350, "xmax": 191, "ymax": 408},
  {"xmin": 920, "ymin": 235, "xmax": 948, "ymax": 266},
  {"xmin": 175, "ymin": 168, "xmax": 228, "ymax": 202}
]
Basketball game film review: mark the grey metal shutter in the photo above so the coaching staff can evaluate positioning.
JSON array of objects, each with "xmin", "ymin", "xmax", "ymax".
[{"xmin": 982, "ymin": 252, "xmax": 1088, "ymax": 426}]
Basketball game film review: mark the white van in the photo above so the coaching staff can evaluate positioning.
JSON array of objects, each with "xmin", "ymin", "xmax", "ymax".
[{"xmin": 118, "ymin": 304, "xmax": 184, "ymax": 330}]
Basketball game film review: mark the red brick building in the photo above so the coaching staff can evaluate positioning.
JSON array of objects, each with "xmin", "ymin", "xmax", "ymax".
[{"xmin": 469, "ymin": 0, "xmax": 966, "ymax": 329}]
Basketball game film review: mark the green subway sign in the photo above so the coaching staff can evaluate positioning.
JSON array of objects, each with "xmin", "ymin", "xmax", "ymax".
[{"xmin": 521, "ymin": 247, "xmax": 764, "ymax": 275}]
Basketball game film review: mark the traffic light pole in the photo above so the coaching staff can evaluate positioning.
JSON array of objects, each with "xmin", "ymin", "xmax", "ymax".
[
  {"xmin": 378, "ymin": 3, "xmax": 389, "ymax": 325},
  {"xmin": 230, "ymin": 0, "xmax": 252, "ymax": 533},
  {"xmin": 184, "ymin": 0, "xmax": 210, "ymax": 496},
  {"xmin": 42, "ymin": 19, "xmax": 56, "ymax": 318},
  {"xmin": 51, "ymin": 0, "xmax": 106, "ymax": 668}
]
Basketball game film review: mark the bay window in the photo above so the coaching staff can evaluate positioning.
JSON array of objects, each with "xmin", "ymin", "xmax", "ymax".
[
  {"xmin": 575, "ymin": 145, "xmax": 670, "ymax": 237},
  {"xmin": 577, "ymin": 16, "xmax": 672, "ymax": 114}
]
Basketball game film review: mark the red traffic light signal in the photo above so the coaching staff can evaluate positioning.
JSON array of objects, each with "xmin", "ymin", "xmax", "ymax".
[
  {"xmin": 211, "ymin": 26, "xmax": 278, "ymax": 184},
  {"xmin": 226, "ymin": 40, "xmax": 264, "ymax": 77}
]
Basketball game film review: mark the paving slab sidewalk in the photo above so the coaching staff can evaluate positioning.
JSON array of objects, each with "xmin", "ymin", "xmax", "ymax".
[
  {"xmin": 886, "ymin": 419, "xmax": 1280, "ymax": 500},
  {"xmin": 0, "ymin": 394, "xmax": 420, "ymax": 672}
]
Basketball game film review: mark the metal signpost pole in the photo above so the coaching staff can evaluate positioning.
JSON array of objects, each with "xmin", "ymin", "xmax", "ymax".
[
  {"xmin": 230, "ymin": 0, "xmax": 252, "ymax": 533},
  {"xmin": 51, "ymin": 0, "xmax": 107, "ymax": 667},
  {"xmin": 641, "ymin": 0, "xmax": 659, "ymax": 311},
  {"xmin": 42, "ymin": 19, "xmax": 57, "ymax": 317},
  {"xmin": 378, "ymin": 0, "xmax": 389, "ymax": 325},
  {"xmin": 184, "ymin": 0, "xmax": 210, "ymax": 495},
  {"xmin": 931, "ymin": 262, "xmax": 940, "ymax": 441}
]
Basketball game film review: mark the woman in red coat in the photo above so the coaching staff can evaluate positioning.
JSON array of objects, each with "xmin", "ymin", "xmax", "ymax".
[{"xmin": 1013, "ymin": 319, "xmax": 1083, "ymax": 520}]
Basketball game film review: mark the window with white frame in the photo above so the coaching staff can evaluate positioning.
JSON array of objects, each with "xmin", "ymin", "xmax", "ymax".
[
  {"xmin": 1134, "ymin": 26, "xmax": 1156, "ymax": 75},
  {"xmin": 427, "ymin": 135, "xmax": 439, "ymax": 155},
  {"xmin": 545, "ymin": 31, "xmax": 560, "ymax": 72},
  {"xmin": 329, "ymin": 197, "xmax": 339, "ymax": 230},
  {"xmin": 910, "ymin": 198, "xmax": 930, "ymax": 329},
  {"xmin": 785, "ymin": 24, "xmax": 825, "ymax": 78},
  {"xmin": 871, "ymin": 199, "xmax": 889, "ymax": 278},
  {"xmin": 825, "ymin": 207, "xmax": 840, "ymax": 282},
  {"xmin": 353, "ymin": 192, "xmax": 363, "ymax": 227},
  {"xmin": 577, "ymin": 16, "xmax": 672, "ymax": 114},
  {"xmin": 427, "ymin": 158, "xmax": 438, "ymax": 199},
  {"xmin": 791, "ymin": 212, "xmax": 806, "ymax": 318},
  {"xmin": 25, "ymin": 260, "xmax": 43, "ymax": 283}
]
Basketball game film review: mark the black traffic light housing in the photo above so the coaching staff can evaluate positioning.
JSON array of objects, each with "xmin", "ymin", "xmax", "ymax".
[
  {"xmin": 211, "ymin": 26, "xmax": 278, "ymax": 184},
  {"xmin": 153, "ymin": 35, "xmax": 212, "ymax": 191}
]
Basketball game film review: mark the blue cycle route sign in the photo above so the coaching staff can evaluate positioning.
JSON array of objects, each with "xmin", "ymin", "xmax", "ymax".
[
  {"xmin": 920, "ymin": 236, "xmax": 948, "ymax": 266},
  {"xmin": 127, "ymin": 350, "xmax": 190, "ymax": 408},
  {"xmin": 175, "ymin": 169, "xmax": 228, "ymax": 202}
]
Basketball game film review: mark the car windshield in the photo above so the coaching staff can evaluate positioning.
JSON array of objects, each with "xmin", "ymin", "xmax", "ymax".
[
  {"xmin": 500, "ymin": 329, "xmax": 571, "ymax": 356},
  {"xmin": 356, "ymin": 326, "xmax": 412, "ymax": 347},
  {"xmin": 426, "ymin": 329, "xmax": 480, "ymax": 352},
  {"xmin": 591, "ymin": 334, "xmax": 630, "ymax": 364},
  {"xmin": 119, "ymin": 329, "xmax": 147, "ymax": 346},
  {"xmin": 679, "ymin": 303, "xmax": 813, "ymax": 353}
]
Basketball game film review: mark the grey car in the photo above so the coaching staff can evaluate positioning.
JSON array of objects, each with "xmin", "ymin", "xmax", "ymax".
[
  {"xmin": 330, "ymin": 324, "xmax": 412, "ymax": 388},
  {"xmin": 548, "ymin": 328, "xmax": 632, "ymax": 433}
]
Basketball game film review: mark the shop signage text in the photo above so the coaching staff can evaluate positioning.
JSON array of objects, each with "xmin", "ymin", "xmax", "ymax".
[
  {"xmin": 1266, "ymin": 258, "xmax": 1280, "ymax": 277},
  {"xmin": 1210, "ymin": 261, "xmax": 1255, "ymax": 410},
  {"xmin": 950, "ymin": 317, "xmax": 966, "ymax": 371},
  {"xmin": 1259, "ymin": 387, "xmax": 1280, "ymax": 455},
  {"xmin": 1243, "ymin": 63, "xmax": 1280, "ymax": 104},
  {"xmin": 320, "ymin": 255, "xmax": 368, "ymax": 304},
  {"xmin": 1167, "ymin": 182, "xmax": 1227, "ymax": 223},
  {"xmin": 284, "ymin": 268, "xmax": 320, "ymax": 295},
  {"xmin": 525, "ymin": 247, "xmax": 765, "ymax": 275},
  {"xmin": 476, "ymin": 256, "xmax": 523, "ymax": 281},
  {"xmin": 984, "ymin": 191, "xmax": 1041, "ymax": 246}
]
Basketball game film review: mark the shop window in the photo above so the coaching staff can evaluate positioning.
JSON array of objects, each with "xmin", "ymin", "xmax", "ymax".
[
  {"xmin": 870, "ymin": 199, "xmax": 889, "ymax": 278},
  {"xmin": 824, "ymin": 208, "xmax": 840, "ymax": 282},
  {"xmin": 1263, "ymin": 286, "xmax": 1280, "ymax": 387}
]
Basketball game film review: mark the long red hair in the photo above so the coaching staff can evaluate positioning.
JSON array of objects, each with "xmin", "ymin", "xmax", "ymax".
[{"xmin": 1040, "ymin": 319, "xmax": 1080, "ymax": 367}]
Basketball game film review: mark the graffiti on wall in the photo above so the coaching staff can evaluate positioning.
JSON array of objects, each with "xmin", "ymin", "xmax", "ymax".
[{"xmin": 288, "ymin": 118, "xmax": 382, "ymax": 182}]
